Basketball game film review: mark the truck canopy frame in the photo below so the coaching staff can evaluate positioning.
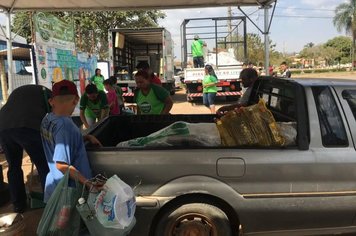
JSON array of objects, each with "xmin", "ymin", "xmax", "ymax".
[{"xmin": 181, "ymin": 16, "xmax": 247, "ymax": 68}]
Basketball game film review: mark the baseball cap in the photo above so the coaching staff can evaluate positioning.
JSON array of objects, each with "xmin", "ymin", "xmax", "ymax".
[
  {"xmin": 136, "ymin": 61, "xmax": 150, "ymax": 70},
  {"xmin": 52, "ymin": 80, "xmax": 78, "ymax": 97},
  {"xmin": 194, "ymin": 35, "xmax": 199, "ymax": 40}
]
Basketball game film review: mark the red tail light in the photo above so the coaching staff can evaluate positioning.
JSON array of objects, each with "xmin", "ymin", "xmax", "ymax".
[{"xmin": 197, "ymin": 86, "xmax": 203, "ymax": 92}]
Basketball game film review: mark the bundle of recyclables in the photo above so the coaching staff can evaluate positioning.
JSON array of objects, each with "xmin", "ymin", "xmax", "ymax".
[
  {"xmin": 76, "ymin": 174, "xmax": 136, "ymax": 236},
  {"xmin": 116, "ymin": 99, "xmax": 296, "ymax": 148},
  {"xmin": 216, "ymin": 99, "xmax": 295, "ymax": 147}
]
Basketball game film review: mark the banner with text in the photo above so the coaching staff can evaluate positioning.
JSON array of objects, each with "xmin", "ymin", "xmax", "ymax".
[
  {"xmin": 35, "ymin": 44, "xmax": 97, "ymax": 95},
  {"xmin": 34, "ymin": 12, "xmax": 75, "ymax": 50}
]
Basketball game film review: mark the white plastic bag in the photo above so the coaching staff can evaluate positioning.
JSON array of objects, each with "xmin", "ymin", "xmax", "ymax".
[
  {"xmin": 276, "ymin": 122, "xmax": 297, "ymax": 146},
  {"xmin": 94, "ymin": 175, "xmax": 136, "ymax": 229}
]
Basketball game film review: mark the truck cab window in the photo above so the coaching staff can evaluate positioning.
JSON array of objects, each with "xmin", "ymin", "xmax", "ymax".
[
  {"xmin": 342, "ymin": 90, "xmax": 356, "ymax": 120},
  {"xmin": 253, "ymin": 80, "xmax": 296, "ymax": 122},
  {"xmin": 312, "ymin": 87, "xmax": 348, "ymax": 147}
]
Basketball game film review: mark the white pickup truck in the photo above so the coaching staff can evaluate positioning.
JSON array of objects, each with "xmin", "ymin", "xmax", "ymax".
[{"xmin": 86, "ymin": 77, "xmax": 356, "ymax": 236}]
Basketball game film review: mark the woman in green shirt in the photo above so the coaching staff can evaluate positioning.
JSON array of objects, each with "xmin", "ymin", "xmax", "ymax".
[
  {"xmin": 79, "ymin": 84, "xmax": 109, "ymax": 128},
  {"xmin": 90, "ymin": 68, "xmax": 105, "ymax": 91},
  {"xmin": 134, "ymin": 70, "xmax": 173, "ymax": 115},
  {"xmin": 202, "ymin": 64, "xmax": 218, "ymax": 114}
]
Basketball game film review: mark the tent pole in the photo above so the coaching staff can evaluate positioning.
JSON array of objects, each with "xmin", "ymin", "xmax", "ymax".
[
  {"xmin": 263, "ymin": 6, "xmax": 270, "ymax": 76},
  {"xmin": 6, "ymin": 10, "xmax": 13, "ymax": 94}
]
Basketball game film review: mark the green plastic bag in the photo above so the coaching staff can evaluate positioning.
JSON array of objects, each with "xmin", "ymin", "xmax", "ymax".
[{"xmin": 37, "ymin": 168, "xmax": 82, "ymax": 236}]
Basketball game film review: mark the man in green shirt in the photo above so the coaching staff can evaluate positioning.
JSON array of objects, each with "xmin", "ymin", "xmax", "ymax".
[
  {"xmin": 90, "ymin": 68, "xmax": 105, "ymax": 91},
  {"xmin": 80, "ymin": 84, "xmax": 109, "ymax": 128},
  {"xmin": 191, "ymin": 35, "xmax": 206, "ymax": 68}
]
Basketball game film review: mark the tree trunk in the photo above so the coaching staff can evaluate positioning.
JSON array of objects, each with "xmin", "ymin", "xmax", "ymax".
[
  {"xmin": 0, "ymin": 58, "xmax": 8, "ymax": 102},
  {"xmin": 351, "ymin": 25, "xmax": 356, "ymax": 71},
  {"xmin": 351, "ymin": 31, "xmax": 356, "ymax": 71}
]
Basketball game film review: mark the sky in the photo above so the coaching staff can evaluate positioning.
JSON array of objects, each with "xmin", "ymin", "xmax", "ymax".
[
  {"xmin": 158, "ymin": 0, "xmax": 348, "ymax": 59},
  {"xmin": 0, "ymin": 0, "xmax": 347, "ymax": 60}
]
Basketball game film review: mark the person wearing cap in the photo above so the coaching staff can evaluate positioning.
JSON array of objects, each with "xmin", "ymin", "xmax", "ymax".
[
  {"xmin": 40, "ymin": 80, "xmax": 103, "ymax": 202},
  {"xmin": 136, "ymin": 61, "xmax": 162, "ymax": 86},
  {"xmin": 191, "ymin": 35, "xmax": 206, "ymax": 68},
  {"xmin": 79, "ymin": 84, "xmax": 109, "ymax": 128},
  {"xmin": 0, "ymin": 85, "xmax": 51, "ymax": 213}
]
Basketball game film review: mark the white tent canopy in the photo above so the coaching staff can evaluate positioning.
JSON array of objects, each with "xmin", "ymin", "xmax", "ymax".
[
  {"xmin": 0, "ymin": 0, "xmax": 276, "ymax": 95},
  {"xmin": 0, "ymin": 0, "xmax": 275, "ymax": 11}
]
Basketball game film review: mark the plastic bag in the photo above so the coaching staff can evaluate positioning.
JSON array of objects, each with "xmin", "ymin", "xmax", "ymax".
[
  {"xmin": 276, "ymin": 122, "xmax": 297, "ymax": 146},
  {"xmin": 117, "ymin": 121, "xmax": 221, "ymax": 147},
  {"xmin": 37, "ymin": 168, "xmax": 81, "ymax": 236},
  {"xmin": 94, "ymin": 175, "xmax": 136, "ymax": 229},
  {"xmin": 77, "ymin": 202, "xmax": 136, "ymax": 236},
  {"xmin": 77, "ymin": 181, "xmax": 136, "ymax": 236}
]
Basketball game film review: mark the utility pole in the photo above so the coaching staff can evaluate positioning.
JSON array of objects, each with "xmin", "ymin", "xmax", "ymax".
[{"xmin": 227, "ymin": 6, "xmax": 232, "ymax": 49}]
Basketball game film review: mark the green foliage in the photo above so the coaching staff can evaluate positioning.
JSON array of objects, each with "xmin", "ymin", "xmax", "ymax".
[
  {"xmin": 334, "ymin": 0, "xmax": 356, "ymax": 63},
  {"xmin": 12, "ymin": 12, "xmax": 32, "ymax": 43},
  {"xmin": 231, "ymin": 33, "xmax": 281, "ymax": 66},
  {"xmin": 333, "ymin": 0, "xmax": 356, "ymax": 35},
  {"xmin": 325, "ymin": 36, "xmax": 351, "ymax": 63},
  {"xmin": 12, "ymin": 11, "xmax": 166, "ymax": 59},
  {"xmin": 304, "ymin": 42, "xmax": 315, "ymax": 48}
]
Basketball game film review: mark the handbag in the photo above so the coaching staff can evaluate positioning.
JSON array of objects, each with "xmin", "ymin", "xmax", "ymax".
[{"xmin": 37, "ymin": 168, "xmax": 82, "ymax": 236}]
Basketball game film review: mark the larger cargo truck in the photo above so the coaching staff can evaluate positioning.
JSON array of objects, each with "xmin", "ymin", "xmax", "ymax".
[
  {"xmin": 181, "ymin": 17, "xmax": 248, "ymax": 102},
  {"xmin": 108, "ymin": 28, "xmax": 175, "ymax": 103}
]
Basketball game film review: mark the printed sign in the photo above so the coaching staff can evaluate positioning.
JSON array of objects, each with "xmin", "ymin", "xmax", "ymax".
[
  {"xmin": 35, "ymin": 44, "xmax": 97, "ymax": 92},
  {"xmin": 34, "ymin": 12, "xmax": 75, "ymax": 50}
]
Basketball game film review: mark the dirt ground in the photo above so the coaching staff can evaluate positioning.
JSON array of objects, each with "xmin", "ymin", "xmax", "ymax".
[{"xmin": 1, "ymin": 71, "xmax": 356, "ymax": 235}]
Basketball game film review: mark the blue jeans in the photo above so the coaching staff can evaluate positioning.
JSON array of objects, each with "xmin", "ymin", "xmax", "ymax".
[
  {"xmin": 193, "ymin": 56, "xmax": 204, "ymax": 68},
  {"xmin": 203, "ymin": 92, "xmax": 216, "ymax": 107},
  {"xmin": 0, "ymin": 128, "xmax": 49, "ymax": 208}
]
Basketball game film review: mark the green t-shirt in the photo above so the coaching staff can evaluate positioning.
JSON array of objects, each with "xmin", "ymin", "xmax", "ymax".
[
  {"xmin": 134, "ymin": 84, "xmax": 169, "ymax": 114},
  {"xmin": 203, "ymin": 75, "xmax": 218, "ymax": 93},
  {"xmin": 80, "ymin": 90, "xmax": 108, "ymax": 119},
  {"xmin": 191, "ymin": 39, "xmax": 204, "ymax": 57},
  {"xmin": 90, "ymin": 75, "xmax": 105, "ymax": 91}
]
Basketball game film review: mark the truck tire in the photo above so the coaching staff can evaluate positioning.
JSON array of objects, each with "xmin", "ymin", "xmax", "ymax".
[{"xmin": 154, "ymin": 203, "xmax": 232, "ymax": 236}]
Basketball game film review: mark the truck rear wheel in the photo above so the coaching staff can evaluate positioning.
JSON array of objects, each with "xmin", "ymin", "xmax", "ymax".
[{"xmin": 154, "ymin": 203, "xmax": 232, "ymax": 236}]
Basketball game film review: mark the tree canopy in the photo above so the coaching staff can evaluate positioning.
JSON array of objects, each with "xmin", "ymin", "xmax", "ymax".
[
  {"xmin": 334, "ymin": 0, "xmax": 356, "ymax": 64},
  {"xmin": 12, "ymin": 11, "xmax": 166, "ymax": 59}
]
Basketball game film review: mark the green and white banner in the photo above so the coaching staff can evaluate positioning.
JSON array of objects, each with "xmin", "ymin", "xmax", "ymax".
[{"xmin": 34, "ymin": 12, "xmax": 75, "ymax": 50}]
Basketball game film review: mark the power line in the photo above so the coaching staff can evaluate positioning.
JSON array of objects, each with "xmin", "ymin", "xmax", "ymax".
[
  {"xmin": 232, "ymin": 11, "xmax": 334, "ymax": 19},
  {"xmin": 273, "ymin": 14, "xmax": 333, "ymax": 19},
  {"xmin": 275, "ymin": 7, "xmax": 335, "ymax": 12}
]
